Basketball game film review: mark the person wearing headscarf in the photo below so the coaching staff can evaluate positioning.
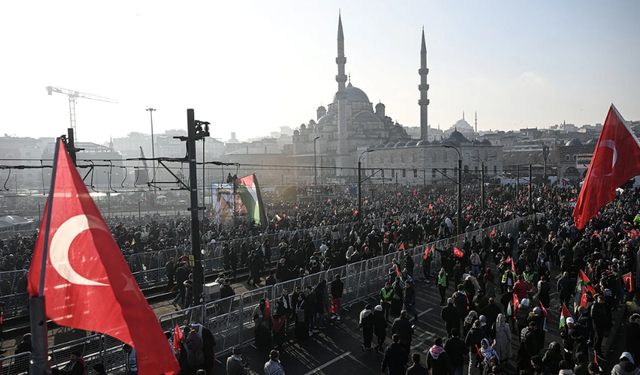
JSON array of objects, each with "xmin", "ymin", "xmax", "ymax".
[
  {"xmin": 492, "ymin": 313, "xmax": 512, "ymax": 362},
  {"xmin": 463, "ymin": 310, "xmax": 479, "ymax": 338},
  {"xmin": 359, "ymin": 304, "xmax": 375, "ymax": 351},
  {"xmin": 611, "ymin": 352, "xmax": 640, "ymax": 375},
  {"xmin": 480, "ymin": 339, "xmax": 499, "ymax": 365},
  {"xmin": 426, "ymin": 337, "xmax": 451, "ymax": 375}
]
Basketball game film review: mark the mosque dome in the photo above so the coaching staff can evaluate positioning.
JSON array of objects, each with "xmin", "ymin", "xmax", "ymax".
[
  {"xmin": 353, "ymin": 111, "xmax": 384, "ymax": 125},
  {"xmin": 394, "ymin": 141, "xmax": 406, "ymax": 148},
  {"xmin": 417, "ymin": 139, "xmax": 431, "ymax": 146},
  {"xmin": 481, "ymin": 139, "xmax": 492, "ymax": 146},
  {"xmin": 405, "ymin": 140, "xmax": 418, "ymax": 147},
  {"xmin": 385, "ymin": 141, "xmax": 396, "ymax": 148},
  {"xmin": 375, "ymin": 102, "xmax": 386, "ymax": 109},
  {"xmin": 565, "ymin": 138, "xmax": 583, "ymax": 147},
  {"xmin": 375, "ymin": 141, "xmax": 387, "ymax": 149},
  {"xmin": 332, "ymin": 86, "xmax": 371, "ymax": 104},
  {"xmin": 430, "ymin": 139, "xmax": 441, "ymax": 145},
  {"xmin": 444, "ymin": 130, "xmax": 469, "ymax": 146},
  {"xmin": 585, "ymin": 138, "xmax": 598, "ymax": 145},
  {"xmin": 317, "ymin": 112, "xmax": 336, "ymax": 125}
]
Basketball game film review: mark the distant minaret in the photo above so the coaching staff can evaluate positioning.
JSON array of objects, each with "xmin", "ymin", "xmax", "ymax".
[
  {"xmin": 419, "ymin": 27, "xmax": 429, "ymax": 140},
  {"xmin": 475, "ymin": 111, "xmax": 478, "ymax": 138},
  {"xmin": 336, "ymin": 12, "xmax": 349, "ymax": 166}
]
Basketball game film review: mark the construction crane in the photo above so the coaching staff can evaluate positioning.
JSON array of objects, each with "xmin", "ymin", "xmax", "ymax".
[{"xmin": 45, "ymin": 86, "xmax": 118, "ymax": 142}]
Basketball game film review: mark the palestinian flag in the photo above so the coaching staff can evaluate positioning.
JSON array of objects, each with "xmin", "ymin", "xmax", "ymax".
[
  {"xmin": 490, "ymin": 227, "xmax": 496, "ymax": 238},
  {"xmin": 623, "ymin": 272, "xmax": 634, "ymax": 292},
  {"xmin": 234, "ymin": 174, "xmax": 268, "ymax": 227},
  {"xmin": 395, "ymin": 264, "xmax": 401, "ymax": 276},
  {"xmin": 576, "ymin": 270, "xmax": 590, "ymax": 292},
  {"xmin": 424, "ymin": 246, "xmax": 429, "ymax": 260},
  {"xmin": 560, "ymin": 303, "xmax": 572, "ymax": 329}
]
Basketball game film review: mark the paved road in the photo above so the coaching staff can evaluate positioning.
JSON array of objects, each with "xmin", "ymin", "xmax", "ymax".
[{"xmin": 213, "ymin": 263, "xmax": 625, "ymax": 375}]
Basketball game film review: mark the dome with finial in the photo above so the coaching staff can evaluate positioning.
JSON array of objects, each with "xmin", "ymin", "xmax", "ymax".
[
  {"xmin": 443, "ymin": 129, "xmax": 469, "ymax": 146},
  {"xmin": 417, "ymin": 139, "xmax": 430, "ymax": 146},
  {"xmin": 375, "ymin": 102, "xmax": 385, "ymax": 109},
  {"xmin": 332, "ymin": 86, "xmax": 370, "ymax": 104}
]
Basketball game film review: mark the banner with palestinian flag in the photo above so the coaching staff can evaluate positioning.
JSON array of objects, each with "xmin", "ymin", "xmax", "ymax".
[
  {"xmin": 234, "ymin": 174, "xmax": 268, "ymax": 228},
  {"xmin": 560, "ymin": 303, "xmax": 572, "ymax": 329}
]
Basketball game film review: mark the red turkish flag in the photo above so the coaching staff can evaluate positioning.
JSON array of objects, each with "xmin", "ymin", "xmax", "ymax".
[
  {"xmin": 453, "ymin": 247, "xmax": 464, "ymax": 258},
  {"xmin": 28, "ymin": 140, "xmax": 180, "ymax": 375},
  {"xmin": 623, "ymin": 272, "xmax": 634, "ymax": 292},
  {"xmin": 573, "ymin": 105, "xmax": 640, "ymax": 229}
]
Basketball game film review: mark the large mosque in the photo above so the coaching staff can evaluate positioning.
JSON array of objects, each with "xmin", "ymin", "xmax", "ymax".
[{"xmin": 225, "ymin": 14, "xmax": 503, "ymax": 186}]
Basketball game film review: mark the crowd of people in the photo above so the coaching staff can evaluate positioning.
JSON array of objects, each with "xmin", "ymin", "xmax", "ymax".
[{"xmin": 4, "ymin": 182, "xmax": 640, "ymax": 375}]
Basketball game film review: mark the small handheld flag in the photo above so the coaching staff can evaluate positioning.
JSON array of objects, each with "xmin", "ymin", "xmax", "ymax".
[
  {"xmin": 560, "ymin": 303, "xmax": 572, "ymax": 329},
  {"xmin": 454, "ymin": 247, "xmax": 464, "ymax": 258},
  {"xmin": 623, "ymin": 272, "xmax": 634, "ymax": 292}
]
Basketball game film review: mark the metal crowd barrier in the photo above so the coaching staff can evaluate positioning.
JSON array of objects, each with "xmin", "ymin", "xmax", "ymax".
[
  {"xmin": 153, "ymin": 212, "xmax": 536, "ymax": 359},
  {"xmin": 0, "ymin": 352, "xmax": 31, "ymax": 375}
]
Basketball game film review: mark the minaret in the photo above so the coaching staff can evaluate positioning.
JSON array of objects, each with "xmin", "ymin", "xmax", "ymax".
[
  {"xmin": 475, "ymin": 111, "xmax": 478, "ymax": 138},
  {"xmin": 336, "ymin": 12, "xmax": 349, "ymax": 173},
  {"xmin": 418, "ymin": 27, "xmax": 429, "ymax": 140}
]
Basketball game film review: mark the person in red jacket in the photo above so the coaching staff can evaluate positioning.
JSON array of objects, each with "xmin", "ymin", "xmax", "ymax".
[{"xmin": 512, "ymin": 276, "xmax": 531, "ymax": 301}]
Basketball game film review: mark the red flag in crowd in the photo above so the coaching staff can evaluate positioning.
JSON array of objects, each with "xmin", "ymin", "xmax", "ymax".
[
  {"xmin": 512, "ymin": 294, "xmax": 519, "ymax": 315},
  {"xmin": 264, "ymin": 300, "xmax": 272, "ymax": 324},
  {"xmin": 453, "ymin": 247, "xmax": 464, "ymax": 258},
  {"xmin": 424, "ymin": 246, "xmax": 429, "ymax": 260},
  {"xmin": 585, "ymin": 284, "xmax": 597, "ymax": 295},
  {"xmin": 395, "ymin": 264, "xmax": 401, "ymax": 276},
  {"xmin": 594, "ymin": 352, "xmax": 598, "ymax": 364},
  {"xmin": 490, "ymin": 228, "xmax": 496, "ymax": 238},
  {"xmin": 27, "ymin": 140, "xmax": 180, "ymax": 375},
  {"xmin": 573, "ymin": 105, "xmax": 640, "ymax": 229},
  {"xmin": 506, "ymin": 256, "xmax": 511, "ymax": 264},
  {"xmin": 428, "ymin": 204, "xmax": 433, "ymax": 210},
  {"xmin": 580, "ymin": 287, "xmax": 588, "ymax": 307},
  {"xmin": 632, "ymin": 229, "xmax": 639, "ymax": 240},
  {"xmin": 511, "ymin": 258, "xmax": 516, "ymax": 273},
  {"xmin": 173, "ymin": 324, "xmax": 183, "ymax": 353},
  {"xmin": 399, "ymin": 243, "xmax": 405, "ymax": 250},
  {"xmin": 539, "ymin": 301, "xmax": 550, "ymax": 322},
  {"xmin": 577, "ymin": 270, "xmax": 590, "ymax": 292},
  {"xmin": 623, "ymin": 272, "xmax": 634, "ymax": 291}
]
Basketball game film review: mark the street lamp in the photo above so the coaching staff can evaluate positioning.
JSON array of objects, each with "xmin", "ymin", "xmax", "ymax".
[
  {"xmin": 472, "ymin": 155, "xmax": 495, "ymax": 209},
  {"xmin": 146, "ymin": 107, "xmax": 157, "ymax": 205},
  {"xmin": 358, "ymin": 149, "xmax": 374, "ymax": 221},
  {"xmin": 313, "ymin": 136, "xmax": 320, "ymax": 203},
  {"xmin": 442, "ymin": 145, "xmax": 462, "ymax": 235}
]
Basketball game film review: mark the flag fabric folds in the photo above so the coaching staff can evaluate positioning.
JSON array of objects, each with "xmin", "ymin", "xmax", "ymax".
[
  {"xmin": 577, "ymin": 270, "xmax": 590, "ymax": 292},
  {"xmin": 623, "ymin": 272, "xmax": 634, "ymax": 292},
  {"xmin": 173, "ymin": 324, "xmax": 183, "ymax": 353},
  {"xmin": 453, "ymin": 247, "xmax": 464, "ymax": 258},
  {"xmin": 235, "ymin": 174, "xmax": 268, "ymax": 228},
  {"xmin": 560, "ymin": 303, "xmax": 572, "ymax": 329},
  {"xmin": 27, "ymin": 140, "xmax": 180, "ymax": 375},
  {"xmin": 573, "ymin": 105, "xmax": 640, "ymax": 229}
]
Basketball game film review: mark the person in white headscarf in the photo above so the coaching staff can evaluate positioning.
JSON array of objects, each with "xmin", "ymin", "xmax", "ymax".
[
  {"xmin": 492, "ymin": 313, "xmax": 512, "ymax": 362},
  {"xmin": 611, "ymin": 352, "xmax": 640, "ymax": 375},
  {"xmin": 480, "ymin": 338, "xmax": 499, "ymax": 365}
]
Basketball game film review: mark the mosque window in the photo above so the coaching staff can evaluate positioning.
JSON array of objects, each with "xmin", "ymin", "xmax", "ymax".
[
  {"xmin": 391, "ymin": 169, "xmax": 395, "ymax": 177},
  {"xmin": 432, "ymin": 169, "xmax": 436, "ymax": 178},
  {"xmin": 565, "ymin": 154, "xmax": 570, "ymax": 161},
  {"xmin": 381, "ymin": 169, "xmax": 385, "ymax": 178},
  {"xmin": 413, "ymin": 169, "xmax": 418, "ymax": 178},
  {"xmin": 493, "ymin": 165, "xmax": 497, "ymax": 174},
  {"xmin": 402, "ymin": 169, "xmax": 406, "ymax": 178},
  {"xmin": 443, "ymin": 168, "xmax": 447, "ymax": 175}
]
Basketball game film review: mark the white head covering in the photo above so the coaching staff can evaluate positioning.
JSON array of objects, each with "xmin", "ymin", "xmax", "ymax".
[{"xmin": 621, "ymin": 352, "xmax": 635, "ymax": 364}]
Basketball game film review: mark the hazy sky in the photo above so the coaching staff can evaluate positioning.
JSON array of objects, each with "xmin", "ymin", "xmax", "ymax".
[{"xmin": 2, "ymin": 1, "xmax": 639, "ymax": 145}]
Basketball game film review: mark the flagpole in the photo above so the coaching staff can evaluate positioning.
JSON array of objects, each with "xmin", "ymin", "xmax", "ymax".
[{"xmin": 30, "ymin": 139, "xmax": 61, "ymax": 375}]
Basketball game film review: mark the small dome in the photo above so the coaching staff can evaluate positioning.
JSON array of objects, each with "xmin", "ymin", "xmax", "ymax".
[
  {"xmin": 430, "ymin": 139, "xmax": 441, "ymax": 145},
  {"xmin": 300, "ymin": 124, "xmax": 306, "ymax": 130},
  {"xmin": 375, "ymin": 102, "xmax": 385, "ymax": 108},
  {"xmin": 317, "ymin": 105, "xmax": 326, "ymax": 111},
  {"xmin": 481, "ymin": 139, "xmax": 492, "ymax": 146},
  {"xmin": 317, "ymin": 112, "xmax": 335, "ymax": 125},
  {"xmin": 446, "ymin": 130, "xmax": 469, "ymax": 145},
  {"xmin": 385, "ymin": 141, "xmax": 396, "ymax": 148},
  {"xmin": 353, "ymin": 111, "xmax": 384, "ymax": 124},
  {"xmin": 375, "ymin": 142, "xmax": 387, "ymax": 149},
  {"xmin": 585, "ymin": 138, "xmax": 598, "ymax": 145},
  {"xmin": 565, "ymin": 138, "xmax": 583, "ymax": 147},
  {"xmin": 394, "ymin": 141, "xmax": 406, "ymax": 148},
  {"xmin": 405, "ymin": 140, "xmax": 418, "ymax": 147},
  {"xmin": 472, "ymin": 140, "xmax": 482, "ymax": 145},
  {"xmin": 293, "ymin": 130, "xmax": 300, "ymax": 136}
]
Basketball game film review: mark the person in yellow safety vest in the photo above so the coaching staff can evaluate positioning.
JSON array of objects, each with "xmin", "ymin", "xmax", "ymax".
[
  {"xmin": 502, "ymin": 266, "xmax": 516, "ymax": 292},
  {"xmin": 522, "ymin": 265, "xmax": 535, "ymax": 284},
  {"xmin": 437, "ymin": 268, "xmax": 448, "ymax": 305},
  {"xmin": 379, "ymin": 282, "xmax": 394, "ymax": 322}
]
